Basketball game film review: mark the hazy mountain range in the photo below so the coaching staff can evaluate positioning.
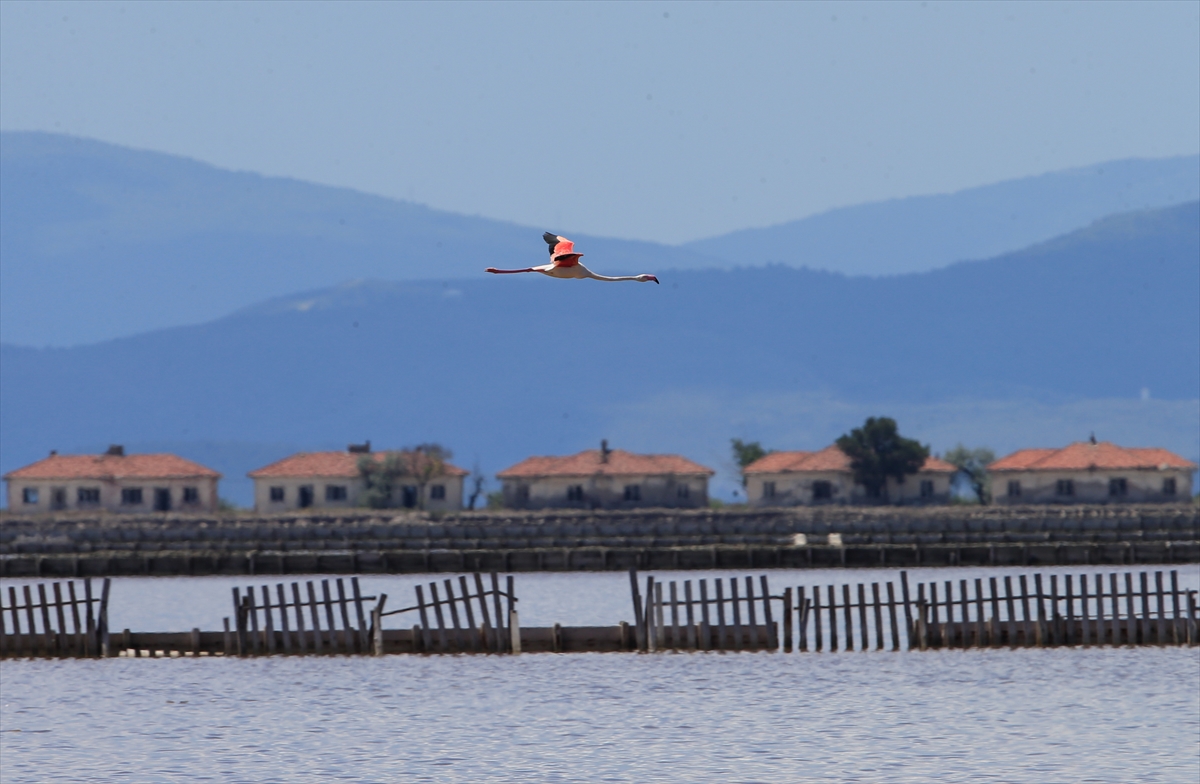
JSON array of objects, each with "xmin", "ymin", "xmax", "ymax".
[
  {"xmin": 2, "ymin": 131, "xmax": 1197, "ymax": 347},
  {"xmin": 2, "ymin": 200, "xmax": 1196, "ymax": 504}
]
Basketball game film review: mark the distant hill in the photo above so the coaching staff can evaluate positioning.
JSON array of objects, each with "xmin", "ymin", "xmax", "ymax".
[
  {"xmin": 686, "ymin": 155, "xmax": 1200, "ymax": 276},
  {"xmin": 2, "ymin": 202, "xmax": 1196, "ymax": 505},
  {"xmin": 2, "ymin": 131, "xmax": 1197, "ymax": 346},
  {"xmin": 0, "ymin": 131, "xmax": 719, "ymax": 346}
]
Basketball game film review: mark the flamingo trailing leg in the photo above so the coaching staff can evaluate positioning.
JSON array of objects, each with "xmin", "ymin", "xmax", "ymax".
[{"xmin": 486, "ymin": 233, "xmax": 659, "ymax": 283}]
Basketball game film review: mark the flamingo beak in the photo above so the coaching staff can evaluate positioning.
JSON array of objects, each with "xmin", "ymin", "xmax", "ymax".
[{"xmin": 648, "ymin": 275, "xmax": 660, "ymax": 284}]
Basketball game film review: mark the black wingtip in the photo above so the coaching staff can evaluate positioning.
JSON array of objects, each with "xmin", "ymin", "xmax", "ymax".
[{"xmin": 542, "ymin": 232, "xmax": 558, "ymax": 246}]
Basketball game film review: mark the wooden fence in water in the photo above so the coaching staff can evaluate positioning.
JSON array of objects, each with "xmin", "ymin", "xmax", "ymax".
[
  {"xmin": 0, "ymin": 578, "xmax": 110, "ymax": 657},
  {"xmin": 1, "ymin": 569, "xmax": 1196, "ymax": 658},
  {"xmin": 778, "ymin": 569, "xmax": 1199, "ymax": 651},
  {"xmin": 632, "ymin": 572, "xmax": 778, "ymax": 651}
]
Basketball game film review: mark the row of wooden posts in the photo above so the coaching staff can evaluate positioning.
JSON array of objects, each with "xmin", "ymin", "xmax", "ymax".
[
  {"xmin": 231, "ymin": 573, "xmax": 521, "ymax": 656},
  {"xmin": 634, "ymin": 569, "xmax": 1199, "ymax": 652},
  {"xmin": 1, "ymin": 569, "xmax": 1197, "ymax": 658},
  {"xmin": 0, "ymin": 577, "xmax": 110, "ymax": 657}
]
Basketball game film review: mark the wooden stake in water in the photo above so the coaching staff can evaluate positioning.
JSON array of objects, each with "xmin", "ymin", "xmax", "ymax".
[
  {"xmin": 629, "ymin": 569, "xmax": 644, "ymax": 650},
  {"xmin": 886, "ymin": 582, "xmax": 900, "ymax": 652},
  {"xmin": 857, "ymin": 583, "xmax": 869, "ymax": 652},
  {"xmin": 811, "ymin": 587, "xmax": 822, "ymax": 652},
  {"xmin": 872, "ymin": 583, "xmax": 884, "ymax": 651},
  {"xmin": 292, "ymin": 583, "xmax": 309, "ymax": 653},
  {"xmin": 1109, "ymin": 573, "xmax": 1121, "ymax": 646},
  {"xmin": 1170, "ymin": 571, "xmax": 1182, "ymax": 645},
  {"xmin": 744, "ymin": 577, "xmax": 759, "ymax": 650},
  {"xmin": 899, "ymin": 571, "xmax": 913, "ymax": 650},
  {"xmin": 782, "ymin": 587, "xmax": 793, "ymax": 653},
  {"xmin": 760, "ymin": 575, "xmax": 775, "ymax": 650},
  {"xmin": 730, "ymin": 579, "xmax": 742, "ymax": 651},
  {"xmin": 843, "ymin": 584, "xmax": 854, "ymax": 652},
  {"xmin": 827, "ymin": 585, "xmax": 838, "ymax": 652}
]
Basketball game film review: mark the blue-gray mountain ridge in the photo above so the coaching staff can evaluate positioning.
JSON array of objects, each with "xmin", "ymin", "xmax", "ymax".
[{"xmin": 2, "ymin": 131, "xmax": 1197, "ymax": 346}]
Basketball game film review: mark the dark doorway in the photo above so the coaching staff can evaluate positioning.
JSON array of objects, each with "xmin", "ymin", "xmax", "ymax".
[
  {"xmin": 299, "ymin": 485, "xmax": 314, "ymax": 508},
  {"xmin": 402, "ymin": 486, "xmax": 418, "ymax": 509},
  {"xmin": 51, "ymin": 488, "xmax": 67, "ymax": 510},
  {"xmin": 154, "ymin": 488, "xmax": 171, "ymax": 512}
]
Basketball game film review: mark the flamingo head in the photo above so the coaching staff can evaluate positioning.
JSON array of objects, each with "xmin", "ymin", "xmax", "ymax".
[{"xmin": 638, "ymin": 274, "xmax": 660, "ymax": 284}]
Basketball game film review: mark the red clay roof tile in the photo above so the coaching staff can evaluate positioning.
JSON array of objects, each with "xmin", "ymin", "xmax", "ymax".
[
  {"xmin": 497, "ymin": 449, "xmax": 714, "ymax": 479},
  {"xmin": 248, "ymin": 451, "xmax": 467, "ymax": 479},
  {"xmin": 989, "ymin": 442, "xmax": 1196, "ymax": 472},
  {"xmin": 4, "ymin": 453, "xmax": 220, "ymax": 481},
  {"xmin": 744, "ymin": 445, "xmax": 955, "ymax": 474}
]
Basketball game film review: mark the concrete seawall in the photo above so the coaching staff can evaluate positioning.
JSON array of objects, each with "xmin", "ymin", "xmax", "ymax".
[{"xmin": 2, "ymin": 505, "xmax": 1195, "ymax": 577}]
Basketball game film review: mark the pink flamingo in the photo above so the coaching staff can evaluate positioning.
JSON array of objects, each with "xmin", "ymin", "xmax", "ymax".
[{"xmin": 486, "ymin": 233, "xmax": 660, "ymax": 283}]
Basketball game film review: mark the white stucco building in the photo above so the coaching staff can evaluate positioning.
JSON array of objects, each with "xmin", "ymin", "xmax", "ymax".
[
  {"xmin": 497, "ymin": 441, "xmax": 714, "ymax": 510},
  {"xmin": 988, "ymin": 441, "xmax": 1195, "ymax": 504},
  {"xmin": 742, "ymin": 444, "xmax": 956, "ymax": 506},
  {"xmin": 248, "ymin": 446, "xmax": 466, "ymax": 512},
  {"xmin": 4, "ymin": 446, "xmax": 221, "ymax": 513}
]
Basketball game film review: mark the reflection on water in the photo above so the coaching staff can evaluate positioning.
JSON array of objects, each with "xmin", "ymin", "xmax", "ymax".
[{"xmin": 2, "ymin": 567, "xmax": 1199, "ymax": 782}]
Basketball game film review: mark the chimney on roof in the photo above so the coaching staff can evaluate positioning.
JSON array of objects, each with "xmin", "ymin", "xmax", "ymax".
[
  {"xmin": 600, "ymin": 439, "xmax": 610, "ymax": 463},
  {"xmin": 1089, "ymin": 432, "xmax": 1097, "ymax": 445},
  {"xmin": 348, "ymin": 440, "xmax": 371, "ymax": 454},
  {"xmin": 49, "ymin": 450, "xmax": 57, "ymax": 456},
  {"xmin": 105, "ymin": 445, "xmax": 124, "ymax": 457}
]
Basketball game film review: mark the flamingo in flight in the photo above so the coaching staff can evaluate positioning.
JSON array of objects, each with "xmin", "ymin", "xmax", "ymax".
[{"xmin": 486, "ymin": 233, "xmax": 659, "ymax": 283}]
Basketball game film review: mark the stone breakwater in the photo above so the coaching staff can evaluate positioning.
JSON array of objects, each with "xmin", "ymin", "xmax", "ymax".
[{"xmin": 1, "ymin": 505, "xmax": 1196, "ymax": 577}]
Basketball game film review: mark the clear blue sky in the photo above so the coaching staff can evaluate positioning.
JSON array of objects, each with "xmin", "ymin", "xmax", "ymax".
[{"xmin": 2, "ymin": 0, "xmax": 1197, "ymax": 244}]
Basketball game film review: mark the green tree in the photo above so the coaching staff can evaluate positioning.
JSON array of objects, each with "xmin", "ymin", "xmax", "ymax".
[
  {"xmin": 398, "ymin": 443, "xmax": 452, "ymax": 510},
  {"xmin": 357, "ymin": 443, "xmax": 453, "ymax": 510},
  {"xmin": 731, "ymin": 438, "xmax": 769, "ymax": 486},
  {"xmin": 357, "ymin": 451, "xmax": 403, "ymax": 509},
  {"xmin": 944, "ymin": 444, "xmax": 996, "ymax": 504},
  {"xmin": 835, "ymin": 417, "xmax": 929, "ymax": 501}
]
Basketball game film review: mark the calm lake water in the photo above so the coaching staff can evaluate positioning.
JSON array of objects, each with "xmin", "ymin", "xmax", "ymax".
[{"xmin": 3, "ymin": 566, "xmax": 1199, "ymax": 783}]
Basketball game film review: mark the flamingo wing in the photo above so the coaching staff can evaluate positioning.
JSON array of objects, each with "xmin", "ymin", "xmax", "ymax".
[{"xmin": 543, "ymin": 232, "xmax": 582, "ymax": 266}]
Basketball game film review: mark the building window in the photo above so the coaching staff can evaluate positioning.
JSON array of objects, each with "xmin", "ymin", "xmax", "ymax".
[
  {"xmin": 182, "ymin": 487, "xmax": 199, "ymax": 503},
  {"xmin": 763, "ymin": 481, "xmax": 776, "ymax": 499},
  {"xmin": 1163, "ymin": 477, "xmax": 1177, "ymax": 496},
  {"xmin": 51, "ymin": 488, "xmax": 67, "ymax": 509},
  {"xmin": 325, "ymin": 485, "xmax": 347, "ymax": 502},
  {"xmin": 624, "ymin": 485, "xmax": 641, "ymax": 502},
  {"xmin": 22, "ymin": 487, "xmax": 39, "ymax": 504},
  {"xmin": 677, "ymin": 484, "xmax": 689, "ymax": 499},
  {"xmin": 919, "ymin": 480, "xmax": 934, "ymax": 498},
  {"xmin": 515, "ymin": 485, "xmax": 530, "ymax": 505},
  {"xmin": 298, "ymin": 485, "xmax": 314, "ymax": 508},
  {"xmin": 78, "ymin": 487, "xmax": 101, "ymax": 505},
  {"xmin": 1007, "ymin": 481, "xmax": 1021, "ymax": 498},
  {"xmin": 402, "ymin": 486, "xmax": 419, "ymax": 508},
  {"xmin": 430, "ymin": 484, "xmax": 445, "ymax": 501},
  {"xmin": 121, "ymin": 487, "xmax": 143, "ymax": 505},
  {"xmin": 1108, "ymin": 478, "xmax": 1127, "ymax": 497},
  {"xmin": 567, "ymin": 485, "xmax": 584, "ymax": 502},
  {"xmin": 812, "ymin": 481, "xmax": 832, "ymax": 500},
  {"xmin": 270, "ymin": 486, "xmax": 285, "ymax": 502},
  {"xmin": 1056, "ymin": 479, "xmax": 1074, "ymax": 497}
]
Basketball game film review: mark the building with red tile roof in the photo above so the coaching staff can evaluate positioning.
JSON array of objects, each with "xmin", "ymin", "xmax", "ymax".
[
  {"xmin": 988, "ymin": 440, "xmax": 1195, "ymax": 504},
  {"xmin": 247, "ymin": 444, "xmax": 467, "ymax": 512},
  {"xmin": 496, "ymin": 441, "xmax": 714, "ymax": 510},
  {"xmin": 4, "ymin": 446, "xmax": 221, "ymax": 513},
  {"xmin": 742, "ymin": 444, "xmax": 957, "ymax": 506}
]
